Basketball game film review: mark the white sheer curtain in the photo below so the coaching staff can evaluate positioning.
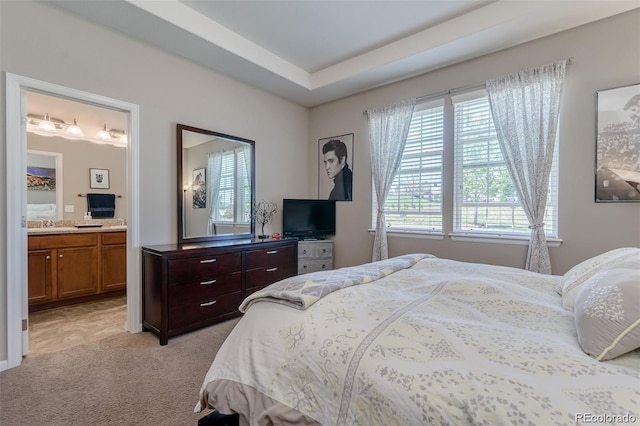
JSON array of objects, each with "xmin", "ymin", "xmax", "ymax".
[
  {"xmin": 486, "ymin": 60, "xmax": 567, "ymax": 274},
  {"xmin": 206, "ymin": 151, "xmax": 224, "ymax": 235},
  {"xmin": 366, "ymin": 99, "xmax": 416, "ymax": 261}
]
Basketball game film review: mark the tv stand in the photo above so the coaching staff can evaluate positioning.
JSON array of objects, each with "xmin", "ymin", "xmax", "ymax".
[{"xmin": 298, "ymin": 239, "xmax": 333, "ymax": 274}]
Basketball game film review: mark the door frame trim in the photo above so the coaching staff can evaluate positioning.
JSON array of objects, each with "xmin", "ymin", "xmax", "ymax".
[{"xmin": 4, "ymin": 72, "xmax": 141, "ymax": 370}]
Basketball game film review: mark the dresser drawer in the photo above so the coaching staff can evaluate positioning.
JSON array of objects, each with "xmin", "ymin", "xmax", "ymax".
[
  {"xmin": 169, "ymin": 291, "xmax": 242, "ymax": 330},
  {"xmin": 299, "ymin": 259, "xmax": 333, "ymax": 275},
  {"xmin": 245, "ymin": 245, "xmax": 296, "ymax": 269},
  {"xmin": 168, "ymin": 252, "xmax": 241, "ymax": 284},
  {"xmin": 246, "ymin": 263, "xmax": 297, "ymax": 292},
  {"xmin": 169, "ymin": 271, "xmax": 241, "ymax": 302},
  {"xmin": 298, "ymin": 242, "xmax": 333, "ymax": 259}
]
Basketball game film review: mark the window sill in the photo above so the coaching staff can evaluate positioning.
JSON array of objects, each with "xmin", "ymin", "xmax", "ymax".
[
  {"xmin": 368, "ymin": 228, "xmax": 445, "ymax": 240},
  {"xmin": 449, "ymin": 232, "xmax": 562, "ymax": 247}
]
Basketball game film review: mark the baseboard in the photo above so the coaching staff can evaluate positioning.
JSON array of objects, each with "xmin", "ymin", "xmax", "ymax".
[{"xmin": 0, "ymin": 359, "xmax": 9, "ymax": 372}]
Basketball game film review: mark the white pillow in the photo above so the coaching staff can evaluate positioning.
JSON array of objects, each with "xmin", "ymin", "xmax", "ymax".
[
  {"xmin": 574, "ymin": 263, "xmax": 640, "ymax": 361},
  {"xmin": 561, "ymin": 247, "xmax": 640, "ymax": 311}
]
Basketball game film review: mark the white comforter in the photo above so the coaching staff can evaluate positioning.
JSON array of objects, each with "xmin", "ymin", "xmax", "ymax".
[{"xmin": 198, "ymin": 256, "xmax": 640, "ymax": 425}]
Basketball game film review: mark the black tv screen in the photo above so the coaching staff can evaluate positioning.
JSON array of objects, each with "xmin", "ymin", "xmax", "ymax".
[{"xmin": 282, "ymin": 199, "xmax": 336, "ymax": 239}]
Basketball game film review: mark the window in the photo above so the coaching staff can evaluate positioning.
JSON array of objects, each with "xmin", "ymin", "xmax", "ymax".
[
  {"xmin": 452, "ymin": 90, "xmax": 558, "ymax": 237},
  {"xmin": 378, "ymin": 99, "xmax": 444, "ymax": 231},
  {"xmin": 216, "ymin": 149, "xmax": 250, "ymax": 223},
  {"xmin": 372, "ymin": 90, "xmax": 559, "ymax": 240}
]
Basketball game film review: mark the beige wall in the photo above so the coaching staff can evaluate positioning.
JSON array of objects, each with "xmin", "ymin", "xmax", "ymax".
[
  {"xmin": 0, "ymin": 1, "xmax": 309, "ymax": 363},
  {"xmin": 28, "ymin": 134, "xmax": 128, "ymax": 220},
  {"xmin": 309, "ymin": 10, "xmax": 640, "ymax": 274}
]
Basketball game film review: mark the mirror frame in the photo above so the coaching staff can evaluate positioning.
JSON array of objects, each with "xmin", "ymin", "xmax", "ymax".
[{"xmin": 177, "ymin": 123, "xmax": 255, "ymax": 244}]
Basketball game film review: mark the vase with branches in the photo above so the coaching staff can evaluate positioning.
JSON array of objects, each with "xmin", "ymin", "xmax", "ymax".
[{"xmin": 254, "ymin": 199, "xmax": 277, "ymax": 239}]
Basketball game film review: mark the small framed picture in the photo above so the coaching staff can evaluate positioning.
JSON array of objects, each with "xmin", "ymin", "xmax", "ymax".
[
  {"xmin": 192, "ymin": 167, "xmax": 206, "ymax": 209},
  {"xmin": 89, "ymin": 168, "xmax": 110, "ymax": 189}
]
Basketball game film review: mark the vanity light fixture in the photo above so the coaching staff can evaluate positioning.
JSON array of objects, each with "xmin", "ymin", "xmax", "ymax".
[
  {"xmin": 96, "ymin": 124, "xmax": 112, "ymax": 141},
  {"xmin": 65, "ymin": 118, "xmax": 84, "ymax": 137},
  {"xmin": 36, "ymin": 113, "xmax": 57, "ymax": 132}
]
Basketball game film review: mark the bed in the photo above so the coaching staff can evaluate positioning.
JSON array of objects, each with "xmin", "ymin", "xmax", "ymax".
[
  {"xmin": 27, "ymin": 203, "xmax": 57, "ymax": 220},
  {"xmin": 196, "ymin": 249, "xmax": 640, "ymax": 425}
]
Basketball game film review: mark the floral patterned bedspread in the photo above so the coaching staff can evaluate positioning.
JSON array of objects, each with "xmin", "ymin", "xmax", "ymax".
[
  {"xmin": 239, "ymin": 253, "xmax": 432, "ymax": 312},
  {"xmin": 198, "ymin": 256, "xmax": 640, "ymax": 425}
]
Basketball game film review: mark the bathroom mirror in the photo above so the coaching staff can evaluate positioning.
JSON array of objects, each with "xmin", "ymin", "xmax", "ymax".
[{"xmin": 177, "ymin": 124, "xmax": 255, "ymax": 244}]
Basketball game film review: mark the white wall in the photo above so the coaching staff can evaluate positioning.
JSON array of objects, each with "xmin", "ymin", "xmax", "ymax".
[
  {"xmin": 0, "ymin": 1, "xmax": 309, "ymax": 364},
  {"xmin": 310, "ymin": 10, "xmax": 640, "ymax": 274}
]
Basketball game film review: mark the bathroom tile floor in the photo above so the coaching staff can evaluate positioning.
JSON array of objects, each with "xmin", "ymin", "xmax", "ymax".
[{"xmin": 27, "ymin": 296, "xmax": 127, "ymax": 358}]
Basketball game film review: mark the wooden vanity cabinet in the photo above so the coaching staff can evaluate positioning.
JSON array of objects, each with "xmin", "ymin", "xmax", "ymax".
[
  {"xmin": 28, "ymin": 231, "xmax": 126, "ymax": 311},
  {"xmin": 27, "ymin": 249, "xmax": 55, "ymax": 304},
  {"xmin": 142, "ymin": 238, "xmax": 298, "ymax": 345},
  {"xmin": 101, "ymin": 231, "xmax": 127, "ymax": 292},
  {"xmin": 28, "ymin": 233, "xmax": 99, "ymax": 306}
]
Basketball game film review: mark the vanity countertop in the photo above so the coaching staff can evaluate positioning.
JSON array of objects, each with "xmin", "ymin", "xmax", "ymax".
[
  {"xmin": 27, "ymin": 219, "xmax": 127, "ymax": 235},
  {"xmin": 27, "ymin": 225, "xmax": 127, "ymax": 235}
]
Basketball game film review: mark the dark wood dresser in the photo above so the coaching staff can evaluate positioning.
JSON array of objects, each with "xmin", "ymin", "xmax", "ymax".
[{"xmin": 142, "ymin": 238, "xmax": 297, "ymax": 344}]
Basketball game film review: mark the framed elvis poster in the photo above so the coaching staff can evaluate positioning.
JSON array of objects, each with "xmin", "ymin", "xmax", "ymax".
[{"xmin": 318, "ymin": 133, "xmax": 354, "ymax": 201}]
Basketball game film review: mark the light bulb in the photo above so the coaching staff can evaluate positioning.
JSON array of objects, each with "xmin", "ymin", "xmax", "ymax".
[
  {"xmin": 65, "ymin": 118, "xmax": 84, "ymax": 136},
  {"xmin": 96, "ymin": 124, "xmax": 111, "ymax": 141},
  {"xmin": 36, "ymin": 113, "xmax": 57, "ymax": 132}
]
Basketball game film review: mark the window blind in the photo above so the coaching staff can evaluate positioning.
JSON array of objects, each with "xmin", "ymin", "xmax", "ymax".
[
  {"xmin": 378, "ymin": 99, "xmax": 444, "ymax": 231},
  {"xmin": 452, "ymin": 92, "xmax": 558, "ymax": 237}
]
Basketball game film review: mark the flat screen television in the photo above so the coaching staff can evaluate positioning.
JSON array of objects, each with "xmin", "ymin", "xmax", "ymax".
[{"xmin": 282, "ymin": 199, "xmax": 336, "ymax": 239}]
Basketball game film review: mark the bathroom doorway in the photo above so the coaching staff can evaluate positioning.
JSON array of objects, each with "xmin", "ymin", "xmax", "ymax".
[
  {"xmin": 5, "ymin": 73, "xmax": 141, "ymax": 369},
  {"xmin": 25, "ymin": 91, "xmax": 129, "ymax": 357}
]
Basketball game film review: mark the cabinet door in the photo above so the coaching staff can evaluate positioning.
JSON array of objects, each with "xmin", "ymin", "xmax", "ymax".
[
  {"xmin": 102, "ymin": 244, "xmax": 127, "ymax": 292},
  {"xmin": 57, "ymin": 246, "xmax": 99, "ymax": 299},
  {"xmin": 28, "ymin": 249, "xmax": 55, "ymax": 304}
]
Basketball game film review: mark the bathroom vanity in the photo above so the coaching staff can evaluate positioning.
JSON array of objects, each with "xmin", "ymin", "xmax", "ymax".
[{"xmin": 27, "ymin": 227, "xmax": 127, "ymax": 312}]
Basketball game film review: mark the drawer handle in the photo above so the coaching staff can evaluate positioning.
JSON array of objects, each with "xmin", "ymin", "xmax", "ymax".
[
  {"xmin": 200, "ymin": 279, "xmax": 217, "ymax": 285},
  {"xmin": 200, "ymin": 300, "xmax": 217, "ymax": 307},
  {"xmin": 266, "ymin": 267, "xmax": 278, "ymax": 272},
  {"xmin": 200, "ymin": 259, "xmax": 217, "ymax": 264},
  {"xmin": 266, "ymin": 250, "xmax": 278, "ymax": 255}
]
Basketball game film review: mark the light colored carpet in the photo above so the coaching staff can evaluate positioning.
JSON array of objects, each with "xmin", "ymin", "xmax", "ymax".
[{"xmin": 0, "ymin": 317, "xmax": 241, "ymax": 426}]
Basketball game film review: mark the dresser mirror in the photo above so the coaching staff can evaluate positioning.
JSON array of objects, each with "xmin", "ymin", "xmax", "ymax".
[{"xmin": 177, "ymin": 124, "xmax": 255, "ymax": 244}]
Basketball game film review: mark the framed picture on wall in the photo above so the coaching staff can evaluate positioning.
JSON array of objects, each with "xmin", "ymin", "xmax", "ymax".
[
  {"xmin": 89, "ymin": 168, "xmax": 110, "ymax": 189},
  {"xmin": 318, "ymin": 133, "xmax": 354, "ymax": 201},
  {"xmin": 192, "ymin": 167, "xmax": 206, "ymax": 209},
  {"xmin": 595, "ymin": 83, "xmax": 640, "ymax": 202},
  {"xmin": 27, "ymin": 166, "xmax": 56, "ymax": 191}
]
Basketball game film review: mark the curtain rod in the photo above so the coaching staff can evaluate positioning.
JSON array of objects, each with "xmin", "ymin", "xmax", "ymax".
[{"xmin": 363, "ymin": 57, "xmax": 574, "ymax": 115}]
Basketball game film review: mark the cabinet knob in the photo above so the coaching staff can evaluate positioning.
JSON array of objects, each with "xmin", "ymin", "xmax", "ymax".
[
  {"xmin": 59, "ymin": 254, "xmax": 63, "ymax": 258},
  {"xmin": 302, "ymin": 249, "xmax": 307, "ymax": 254},
  {"xmin": 46, "ymin": 255, "xmax": 51, "ymax": 260}
]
